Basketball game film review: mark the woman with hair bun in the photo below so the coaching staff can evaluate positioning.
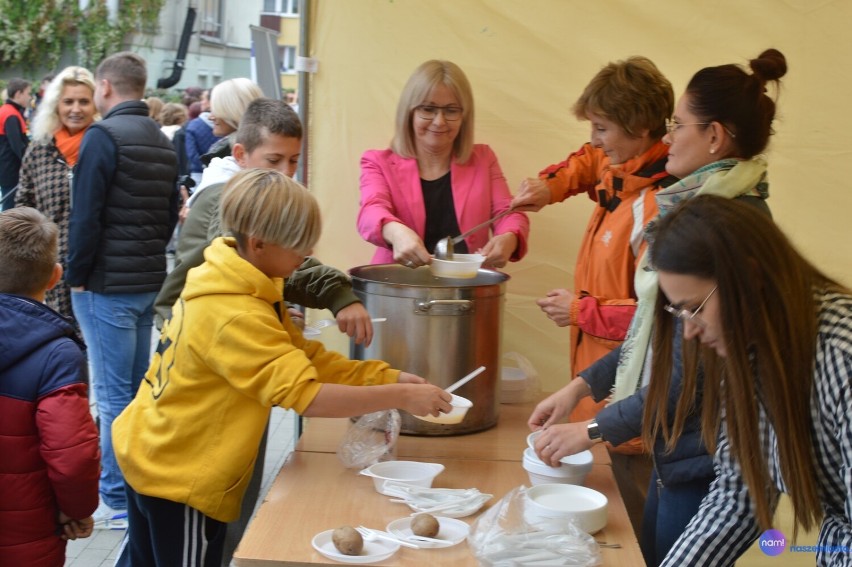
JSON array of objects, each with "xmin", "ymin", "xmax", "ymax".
[
  {"xmin": 646, "ymin": 195, "xmax": 852, "ymax": 565},
  {"xmin": 529, "ymin": 49, "xmax": 786, "ymax": 565}
]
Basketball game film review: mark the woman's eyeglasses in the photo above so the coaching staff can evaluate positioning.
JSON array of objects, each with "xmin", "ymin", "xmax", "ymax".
[
  {"xmin": 663, "ymin": 285, "xmax": 717, "ymax": 328},
  {"xmin": 414, "ymin": 105, "xmax": 463, "ymax": 121},
  {"xmin": 665, "ymin": 118, "xmax": 736, "ymax": 138}
]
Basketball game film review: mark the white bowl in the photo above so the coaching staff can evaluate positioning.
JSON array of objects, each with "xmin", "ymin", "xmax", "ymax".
[
  {"xmin": 430, "ymin": 254, "xmax": 485, "ymax": 279},
  {"xmin": 523, "ymin": 483, "xmax": 608, "ymax": 534},
  {"xmin": 522, "ymin": 448, "xmax": 589, "ymax": 486},
  {"xmin": 413, "ymin": 394, "xmax": 473, "ymax": 425},
  {"xmin": 526, "ymin": 432, "xmax": 595, "ymax": 469},
  {"xmin": 359, "ymin": 460, "xmax": 444, "ymax": 495}
]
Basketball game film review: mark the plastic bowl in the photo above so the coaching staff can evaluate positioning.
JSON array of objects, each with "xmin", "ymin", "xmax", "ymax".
[
  {"xmin": 413, "ymin": 394, "xmax": 473, "ymax": 425},
  {"xmin": 522, "ymin": 448, "xmax": 590, "ymax": 486},
  {"xmin": 359, "ymin": 460, "xmax": 445, "ymax": 495},
  {"xmin": 430, "ymin": 254, "xmax": 485, "ymax": 279},
  {"xmin": 523, "ymin": 483, "xmax": 608, "ymax": 534},
  {"xmin": 526, "ymin": 432, "xmax": 595, "ymax": 469}
]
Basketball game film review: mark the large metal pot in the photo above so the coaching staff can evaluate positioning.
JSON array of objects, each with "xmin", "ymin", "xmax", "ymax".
[{"xmin": 350, "ymin": 264, "xmax": 508, "ymax": 435}]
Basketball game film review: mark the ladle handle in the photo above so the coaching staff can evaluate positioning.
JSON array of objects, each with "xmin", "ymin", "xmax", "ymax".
[{"xmin": 452, "ymin": 208, "xmax": 516, "ymax": 244}]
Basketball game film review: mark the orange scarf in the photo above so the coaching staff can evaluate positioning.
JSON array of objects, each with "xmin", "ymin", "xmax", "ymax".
[{"xmin": 54, "ymin": 127, "xmax": 87, "ymax": 167}]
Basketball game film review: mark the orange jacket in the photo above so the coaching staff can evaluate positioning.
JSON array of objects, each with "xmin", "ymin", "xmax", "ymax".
[{"xmin": 541, "ymin": 141, "xmax": 671, "ymax": 449}]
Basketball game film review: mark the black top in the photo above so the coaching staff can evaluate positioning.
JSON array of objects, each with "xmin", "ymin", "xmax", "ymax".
[
  {"xmin": 66, "ymin": 100, "xmax": 178, "ymax": 292},
  {"xmin": 421, "ymin": 171, "xmax": 467, "ymax": 254}
]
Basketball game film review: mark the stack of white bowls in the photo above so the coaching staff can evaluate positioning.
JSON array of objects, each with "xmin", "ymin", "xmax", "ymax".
[
  {"xmin": 523, "ymin": 448, "xmax": 593, "ymax": 485},
  {"xmin": 500, "ymin": 366, "xmax": 529, "ymax": 403},
  {"xmin": 522, "ymin": 431, "xmax": 593, "ymax": 486}
]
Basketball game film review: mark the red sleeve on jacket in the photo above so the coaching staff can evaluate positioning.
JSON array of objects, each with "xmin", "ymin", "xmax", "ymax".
[
  {"xmin": 573, "ymin": 295, "xmax": 637, "ymax": 342},
  {"xmin": 37, "ymin": 382, "xmax": 101, "ymax": 520}
]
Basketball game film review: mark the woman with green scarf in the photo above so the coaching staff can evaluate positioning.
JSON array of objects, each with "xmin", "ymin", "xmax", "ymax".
[{"xmin": 528, "ymin": 48, "xmax": 787, "ymax": 566}]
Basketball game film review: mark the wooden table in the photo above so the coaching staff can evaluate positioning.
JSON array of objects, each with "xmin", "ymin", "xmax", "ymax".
[
  {"xmin": 296, "ymin": 402, "xmax": 612, "ymax": 465},
  {"xmin": 234, "ymin": 402, "xmax": 643, "ymax": 566}
]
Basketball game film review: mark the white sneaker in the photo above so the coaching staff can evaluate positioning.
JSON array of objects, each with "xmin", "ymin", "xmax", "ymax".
[{"xmin": 93, "ymin": 499, "xmax": 128, "ymax": 530}]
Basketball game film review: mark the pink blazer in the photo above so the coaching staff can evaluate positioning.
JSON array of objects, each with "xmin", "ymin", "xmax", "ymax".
[{"xmin": 357, "ymin": 144, "xmax": 529, "ymax": 264}]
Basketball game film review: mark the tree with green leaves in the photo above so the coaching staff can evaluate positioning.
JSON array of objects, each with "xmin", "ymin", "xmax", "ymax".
[{"xmin": 0, "ymin": 0, "xmax": 164, "ymax": 72}]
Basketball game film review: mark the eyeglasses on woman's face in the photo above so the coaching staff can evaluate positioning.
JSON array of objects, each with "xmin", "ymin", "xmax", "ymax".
[
  {"xmin": 663, "ymin": 285, "xmax": 717, "ymax": 328},
  {"xmin": 665, "ymin": 118, "xmax": 736, "ymax": 138},
  {"xmin": 414, "ymin": 105, "xmax": 463, "ymax": 121}
]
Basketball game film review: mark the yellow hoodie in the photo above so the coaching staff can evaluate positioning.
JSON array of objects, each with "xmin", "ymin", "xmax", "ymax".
[{"xmin": 113, "ymin": 237, "xmax": 399, "ymax": 522}]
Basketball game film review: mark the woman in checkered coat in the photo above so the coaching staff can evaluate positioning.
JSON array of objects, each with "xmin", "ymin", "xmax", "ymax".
[
  {"xmin": 16, "ymin": 67, "xmax": 98, "ymax": 327},
  {"xmin": 645, "ymin": 195, "xmax": 852, "ymax": 566}
]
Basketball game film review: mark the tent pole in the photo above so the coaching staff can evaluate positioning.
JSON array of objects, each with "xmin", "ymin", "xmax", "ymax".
[{"xmin": 297, "ymin": 0, "xmax": 311, "ymax": 187}]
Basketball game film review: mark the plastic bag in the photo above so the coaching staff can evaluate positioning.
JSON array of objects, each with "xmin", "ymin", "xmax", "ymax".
[
  {"xmin": 336, "ymin": 410, "xmax": 401, "ymax": 468},
  {"xmin": 468, "ymin": 486, "xmax": 601, "ymax": 566},
  {"xmin": 501, "ymin": 352, "xmax": 541, "ymax": 404}
]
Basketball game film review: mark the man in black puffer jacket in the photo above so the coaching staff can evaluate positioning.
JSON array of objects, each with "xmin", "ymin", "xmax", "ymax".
[{"xmin": 66, "ymin": 51, "xmax": 178, "ymax": 530}]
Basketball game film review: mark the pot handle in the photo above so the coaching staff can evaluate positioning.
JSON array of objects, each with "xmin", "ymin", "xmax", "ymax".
[{"xmin": 414, "ymin": 299, "xmax": 473, "ymax": 315}]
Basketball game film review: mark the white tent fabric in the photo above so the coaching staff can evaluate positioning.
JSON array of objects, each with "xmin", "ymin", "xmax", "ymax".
[{"xmin": 303, "ymin": 0, "xmax": 852, "ymax": 395}]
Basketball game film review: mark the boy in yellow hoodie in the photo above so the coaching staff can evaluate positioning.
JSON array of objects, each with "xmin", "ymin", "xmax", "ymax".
[{"xmin": 112, "ymin": 169, "xmax": 451, "ymax": 566}]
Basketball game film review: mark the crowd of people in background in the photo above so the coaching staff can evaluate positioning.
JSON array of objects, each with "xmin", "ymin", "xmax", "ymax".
[{"xmin": 1, "ymin": 44, "xmax": 851, "ymax": 567}]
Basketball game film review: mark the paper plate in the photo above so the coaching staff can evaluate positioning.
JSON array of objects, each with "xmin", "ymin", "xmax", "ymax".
[
  {"xmin": 386, "ymin": 516, "xmax": 469, "ymax": 548},
  {"xmin": 311, "ymin": 529, "xmax": 399, "ymax": 564}
]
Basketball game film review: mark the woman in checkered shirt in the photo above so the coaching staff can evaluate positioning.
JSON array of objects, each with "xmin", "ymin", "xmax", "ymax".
[{"xmin": 645, "ymin": 195, "xmax": 852, "ymax": 566}]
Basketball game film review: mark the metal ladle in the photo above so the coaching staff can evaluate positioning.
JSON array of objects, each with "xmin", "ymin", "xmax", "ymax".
[{"xmin": 434, "ymin": 208, "xmax": 516, "ymax": 260}]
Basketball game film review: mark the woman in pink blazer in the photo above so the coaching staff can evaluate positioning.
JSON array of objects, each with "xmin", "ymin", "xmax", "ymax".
[{"xmin": 357, "ymin": 60, "xmax": 529, "ymax": 268}]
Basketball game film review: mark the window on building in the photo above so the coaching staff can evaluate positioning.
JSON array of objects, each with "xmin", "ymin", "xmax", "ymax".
[
  {"xmin": 281, "ymin": 45, "xmax": 297, "ymax": 74},
  {"xmin": 262, "ymin": 0, "xmax": 299, "ymax": 15},
  {"xmin": 200, "ymin": 0, "xmax": 223, "ymax": 39}
]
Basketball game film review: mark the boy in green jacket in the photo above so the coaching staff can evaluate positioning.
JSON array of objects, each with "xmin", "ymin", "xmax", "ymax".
[{"xmin": 154, "ymin": 98, "xmax": 375, "ymax": 346}]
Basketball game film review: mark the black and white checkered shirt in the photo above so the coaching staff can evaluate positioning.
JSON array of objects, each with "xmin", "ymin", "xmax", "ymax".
[{"xmin": 663, "ymin": 290, "xmax": 852, "ymax": 566}]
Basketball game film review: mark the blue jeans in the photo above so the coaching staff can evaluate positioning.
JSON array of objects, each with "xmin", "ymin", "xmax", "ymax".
[
  {"xmin": 640, "ymin": 470, "xmax": 712, "ymax": 566},
  {"xmin": 71, "ymin": 290, "xmax": 157, "ymax": 510}
]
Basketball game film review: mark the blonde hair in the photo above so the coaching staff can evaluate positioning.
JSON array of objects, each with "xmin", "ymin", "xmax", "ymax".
[
  {"xmin": 220, "ymin": 169, "xmax": 320, "ymax": 254},
  {"xmin": 390, "ymin": 60, "xmax": 475, "ymax": 164},
  {"xmin": 0, "ymin": 207, "xmax": 58, "ymax": 296},
  {"xmin": 30, "ymin": 66, "xmax": 97, "ymax": 144},
  {"xmin": 210, "ymin": 78, "xmax": 265, "ymax": 132}
]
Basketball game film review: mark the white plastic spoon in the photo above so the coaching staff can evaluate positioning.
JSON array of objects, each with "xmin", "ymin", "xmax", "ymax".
[{"xmin": 444, "ymin": 366, "xmax": 486, "ymax": 394}]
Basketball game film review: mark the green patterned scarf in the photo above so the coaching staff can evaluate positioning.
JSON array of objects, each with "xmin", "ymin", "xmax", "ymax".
[{"xmin": 611, "ymin": 157, "xmax": 769, "ymax": 402}]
